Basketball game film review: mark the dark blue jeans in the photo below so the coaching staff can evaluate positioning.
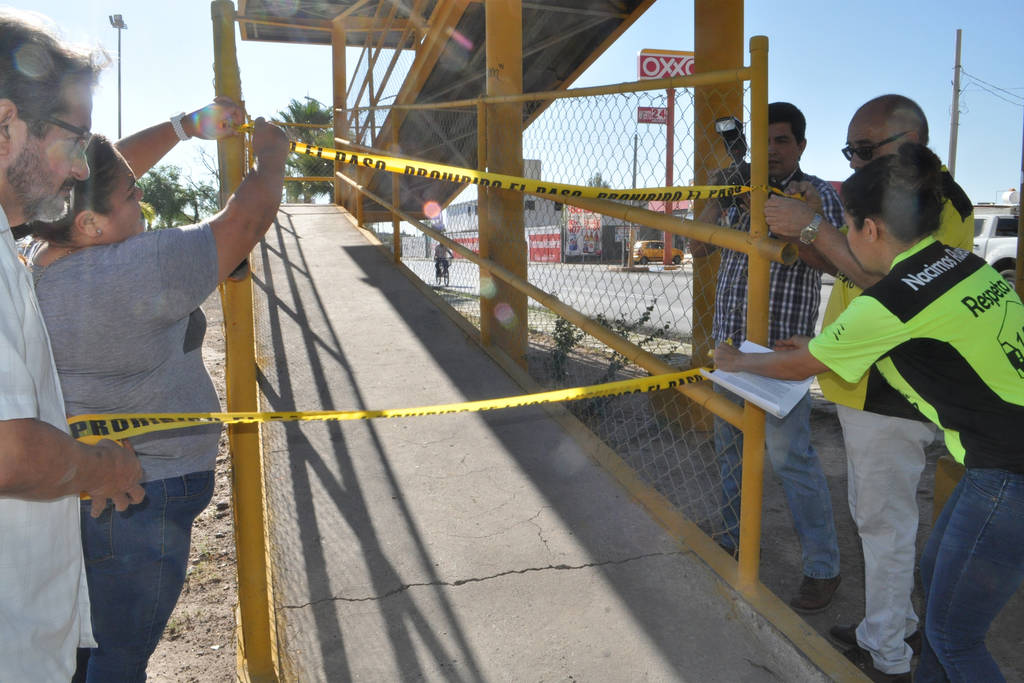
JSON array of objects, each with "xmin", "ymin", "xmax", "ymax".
[
  {"xmin": 76, "ymin": 470, "xmax": 215, "ymax": 683},
  {"xmin": 917, "ymin": 467, "xmax": 1024, "ymax": 682},
  {"xmin": 715, "ymin": 385, "xmax": 840, "ymax": 578}
]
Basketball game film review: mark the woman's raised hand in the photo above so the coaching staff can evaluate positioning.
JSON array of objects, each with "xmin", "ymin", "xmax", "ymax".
[{"xmin": 187, "ymin": 96, "xmax": 246, "ymax": 140}]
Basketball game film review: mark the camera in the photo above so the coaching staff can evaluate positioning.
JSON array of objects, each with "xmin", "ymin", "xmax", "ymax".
[{"xmin": 711, "ymin": 116, "xmax": 750, "ymax": 208}]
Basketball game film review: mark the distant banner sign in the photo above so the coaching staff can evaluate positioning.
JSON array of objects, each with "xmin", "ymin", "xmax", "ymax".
[
  {"xmin": 565, "ymin": 206, "xmax": 602, "ymax": 257},
  {"xmin": 637, "ymin": 106, "xmax": 668, "ymax": 124},
  {"xmin": 638, "ymin": 49, "xmax": 695, "ymax": 80},
  {"xmin": 452, "ymin": 235, "xmax": 478, "ymax": 258},
  {"xmin": 528, "ymin": 232, "xmax": 561, "ymax": 262}
]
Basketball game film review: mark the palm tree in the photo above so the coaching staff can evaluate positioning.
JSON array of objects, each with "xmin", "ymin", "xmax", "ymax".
[{"xmin": 277, "ymin": 97, "xmax": 333, "ymax": 203}]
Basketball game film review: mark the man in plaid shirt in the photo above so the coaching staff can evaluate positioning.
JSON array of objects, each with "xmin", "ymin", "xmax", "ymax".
[{"xmin": 692, "ymin": 102, "xmax": 844, "ymax": 612}]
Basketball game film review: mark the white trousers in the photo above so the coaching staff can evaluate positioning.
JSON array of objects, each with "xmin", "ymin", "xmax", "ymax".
[{"xmin": 837, "ymin": 404, "xmax": 937, "ymax": 674}]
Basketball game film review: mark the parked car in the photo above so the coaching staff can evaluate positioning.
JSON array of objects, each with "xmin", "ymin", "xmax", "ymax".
[
  {"xmin": 972, "ymin": 206, "xmax": 1019, "ymax": 285},
  {"xmin": 633, "ymin": 240, "xmax": 684, "ymax": 265}
]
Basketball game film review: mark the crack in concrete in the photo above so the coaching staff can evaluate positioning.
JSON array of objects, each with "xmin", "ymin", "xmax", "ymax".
[{"xmin": 280, "ymin": 550, "xmax": 684, "ymax": 609}]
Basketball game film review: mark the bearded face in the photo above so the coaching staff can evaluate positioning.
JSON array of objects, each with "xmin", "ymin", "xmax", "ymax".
[{"xmin": 8, "ymin": 132, "xmax": 76, "ymax": 222}]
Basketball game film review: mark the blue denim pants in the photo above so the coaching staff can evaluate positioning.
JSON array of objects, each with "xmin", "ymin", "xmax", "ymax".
[
  {"xmin": 916, "ymin": 467, "xmax": 1024, "ymax": 682},
  {"xmin": 715, "ymin": 385, "xmax": 840, "ymax": 578},
  {"xmin": 76, "ymin": 470, "xmax": 215, "ymax": 683}
]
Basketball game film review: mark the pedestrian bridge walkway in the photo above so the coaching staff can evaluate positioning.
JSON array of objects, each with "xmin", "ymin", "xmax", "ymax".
[{"xmin": 246, "ymin": 204, "xmax": 858, "ymax": 681}]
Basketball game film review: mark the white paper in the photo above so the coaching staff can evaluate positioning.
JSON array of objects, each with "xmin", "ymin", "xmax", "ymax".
[{"xmin": 700, "ymin": 340, "xmax": 813, "ymax": 419}]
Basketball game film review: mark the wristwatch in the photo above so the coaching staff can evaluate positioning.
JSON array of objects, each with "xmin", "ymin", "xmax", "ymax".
[
  {"xmin": 799, "ymin": 213, "xmax": 822, "ymax": 245},
  {"xmin": 170, "ymin": 112, "xmax": 191, "ymax": 141}
]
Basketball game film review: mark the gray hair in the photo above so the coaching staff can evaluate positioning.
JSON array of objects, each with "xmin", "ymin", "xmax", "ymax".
[{"xmin": 0, "ymin": 10, "xmax": 107, "ymax": 137}]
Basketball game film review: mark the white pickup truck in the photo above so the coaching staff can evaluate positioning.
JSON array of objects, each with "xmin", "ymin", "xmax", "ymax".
[{"xmin": 972, "ymin": 205, "xmax": 1019, "ymax": 284}]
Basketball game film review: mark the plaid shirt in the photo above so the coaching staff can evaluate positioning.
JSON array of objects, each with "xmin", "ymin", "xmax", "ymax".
[{"xmin": 711, "ymin": 168, "xmax": 844, "ymax": 347}]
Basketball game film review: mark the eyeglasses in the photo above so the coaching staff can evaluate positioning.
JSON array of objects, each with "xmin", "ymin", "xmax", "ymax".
[
  {"xmin": 841, "ymin": 130, "xmax": 911, "ymax": 162},
  {"xmin": 41, "ymin": 116, "xmax": 92, "ymax": 160}
]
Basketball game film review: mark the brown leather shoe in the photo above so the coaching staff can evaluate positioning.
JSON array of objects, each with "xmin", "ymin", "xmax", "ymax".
[
  {"xmin": 843, "ymin": 645, "xmax": 911, "ymax": 682},
  {"xmin": 829, "ymin": 624, "xmax": 922, "ymax": 657},
  {"xmin": 789, "ymin": 574, "xmax": 841, "ymax": 613}
]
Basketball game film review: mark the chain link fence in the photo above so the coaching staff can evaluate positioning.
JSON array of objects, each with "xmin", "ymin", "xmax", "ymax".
[{"xmin": 363, "ymin": 83, "xmax": 751, "ymax": 546}]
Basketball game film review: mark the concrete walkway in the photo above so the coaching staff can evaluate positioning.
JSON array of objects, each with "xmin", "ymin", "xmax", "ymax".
[{"xmin": 249, "ymin": 205, "xmax": 861, "ymax": 682}]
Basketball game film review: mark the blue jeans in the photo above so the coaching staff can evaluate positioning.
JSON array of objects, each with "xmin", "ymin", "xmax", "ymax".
[
  {"xmin": 716, "ymin": 386, "xmax": 839, "ymax": 578},
  {"xmin": 916, "ymin": 468, "xmax": 1024, "ymax": 682},
  {"xmin": 76, "ymin": 471, "xmax": 215, "ymax": 683}
]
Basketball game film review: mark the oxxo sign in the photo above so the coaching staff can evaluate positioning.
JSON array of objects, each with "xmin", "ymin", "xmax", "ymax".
[{"xmin": 637, "ymin": 49, "xmax": 695, "ymax": 80}]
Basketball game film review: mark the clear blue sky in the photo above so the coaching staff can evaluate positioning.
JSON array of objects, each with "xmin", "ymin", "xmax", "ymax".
[{"xmin": 25, "ymin": 0, "xmax": 1024, "ymax": 204}]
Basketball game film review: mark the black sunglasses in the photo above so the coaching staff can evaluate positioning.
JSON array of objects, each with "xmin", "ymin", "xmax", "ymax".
[{"xmin": 841, "ymin": 130, "xmax": 911, "ymax": 162}]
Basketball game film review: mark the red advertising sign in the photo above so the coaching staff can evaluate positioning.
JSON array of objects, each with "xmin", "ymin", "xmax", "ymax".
[
  {"xmin": 528, "ymin": 232, "xmax": 561, "ymax": 262},
  {"xmin": 452, "ymin": 235, "xmax": 478, "ymax": 257},
  {"xmin": 565, "ymin": 206, "xmax": 602, "ymax": 257},
  {"xmin": 637, "ymin": 106, "xmax": 668, "ymax": 124},
  {"xmin": 637, "ymin": 49, "xmax": 695, "ymax": 80}
]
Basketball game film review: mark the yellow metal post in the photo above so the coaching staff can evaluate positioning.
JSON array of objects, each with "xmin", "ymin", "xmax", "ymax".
[
  {"xmin": 332, "ymin": 17, "xmax": 347, "ymax": 209},
  {"xmin": 392, "ymin": 126, "xmax": 402, "ymax": 262},
  {"xmin": 691, "ymin": 0, "xmax": 743, "ymax": 431},
  {"xmin": 477, "ymin": 98, "xmax": 492, "ymax": 344},
  {"xmin": 737, "ymin": 35, "xmax": 770, "ymax": 590},
  {"xmin": 211, "ymin": 1, "xmax": 275, "ymax": 679},
  {"xmin": 481, "ymin": 0, "xmax": 526, "ymax": 367}
]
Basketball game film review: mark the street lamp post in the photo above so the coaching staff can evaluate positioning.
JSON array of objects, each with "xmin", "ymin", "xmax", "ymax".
[{"xmin": 108, "ymin": 14, "xmax": 126, "ymax": 138}]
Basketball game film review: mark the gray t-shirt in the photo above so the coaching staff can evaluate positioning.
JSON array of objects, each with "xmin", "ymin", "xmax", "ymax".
[{"xmin": 33, "ymin": 225, "xmax": 221, "ymax": 482}]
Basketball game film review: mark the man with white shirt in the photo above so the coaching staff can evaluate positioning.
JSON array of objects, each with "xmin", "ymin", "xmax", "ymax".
[{"xmin": 0, "ymin": 10, "xmax": 144, "ymax": 680}]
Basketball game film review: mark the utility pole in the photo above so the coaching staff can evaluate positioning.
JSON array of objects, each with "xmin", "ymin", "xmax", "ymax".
[{"xmin": 948, "ymin": 28, "xmax": 962, "ymax": 176}]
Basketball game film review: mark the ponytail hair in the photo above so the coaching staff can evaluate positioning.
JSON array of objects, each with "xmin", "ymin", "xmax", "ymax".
[{"xmin": 841, "ymin": 142, "xmax": 944, "ymax": 243}]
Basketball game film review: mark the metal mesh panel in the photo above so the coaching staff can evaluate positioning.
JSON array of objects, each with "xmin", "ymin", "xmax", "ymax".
[
  {"xmin": 347, "ymin": 47, "xmax": 416, "ymax": 147},
  {"xmin": 368, "ymin": 83, "xmax": 752, "ymax": 540}
]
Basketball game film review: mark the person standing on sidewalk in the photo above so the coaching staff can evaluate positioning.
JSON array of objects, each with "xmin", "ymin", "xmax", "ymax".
[
  {"xmin": 691, "ymin": 102, "xmax": 844, "ymax": 612},
  {"xmin": 764, "ymin": 95, "xmax": 973, "ymax": 682}
]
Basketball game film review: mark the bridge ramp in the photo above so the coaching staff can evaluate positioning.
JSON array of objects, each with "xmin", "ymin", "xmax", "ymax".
[{"xmin": 250, "ymin": 204, "xmax": 843, "ymax": 681}]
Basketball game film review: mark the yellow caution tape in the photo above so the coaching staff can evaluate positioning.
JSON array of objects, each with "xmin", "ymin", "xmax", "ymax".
[
  {"xmin": 69, "ymin": 369, "xmax": 706, "ymax": 443},
  {"xmin": 287, "ymin": 140, "xmax": 749, "ymax": 202},
  {"xmin": 241, "ymin": 122, "xmax": 802, "ymax": 202}
]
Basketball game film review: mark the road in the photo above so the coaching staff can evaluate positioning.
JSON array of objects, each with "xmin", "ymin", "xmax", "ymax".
[{"xmin": 406, "ymin": 259, "xmax": 834, "ymax": 339}]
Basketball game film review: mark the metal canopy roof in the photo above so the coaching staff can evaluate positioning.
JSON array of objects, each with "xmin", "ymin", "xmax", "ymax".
[
  {"xmin": 237, "ymin": 0, "xmax": 435, "ymax": 48},
  {"xmin": 236, "ymin": 0, "xmax": 656, "ymax": 219}
]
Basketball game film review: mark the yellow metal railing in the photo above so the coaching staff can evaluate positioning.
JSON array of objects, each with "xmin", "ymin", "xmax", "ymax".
[
  {"xmin": 216, "ymin": 0, "xmax": 779, "ymax": 672},
  {"xmin": 211, "ymin": 1, "xmax": 275, "ymax": 681}
]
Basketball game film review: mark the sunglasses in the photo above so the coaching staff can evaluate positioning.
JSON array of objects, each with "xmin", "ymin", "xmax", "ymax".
[
  {"xmin": 841, "ymin": 130, "xmax": 911, "ymax": 162},
  {"xmin": 41, "ymin": 115, "xmax": 93, "ymax": 160}
]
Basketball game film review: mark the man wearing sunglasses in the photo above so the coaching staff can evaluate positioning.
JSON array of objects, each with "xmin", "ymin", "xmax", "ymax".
[
  {"xmin": 0, "ymin": 10, "xmax": 145, "ymax": 681},
  {"xmin": 764, "ymin": 94, "xmax": 973, "ymax": 682}
]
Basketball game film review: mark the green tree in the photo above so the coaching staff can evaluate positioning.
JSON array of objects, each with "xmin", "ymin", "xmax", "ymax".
[
  {"xmin": 277, "ymin": 97, "xmax": 333, "ymax": 203},
  {"xmin": 138, "ymin": 164, "xmax": 219, "ymax": 229}
]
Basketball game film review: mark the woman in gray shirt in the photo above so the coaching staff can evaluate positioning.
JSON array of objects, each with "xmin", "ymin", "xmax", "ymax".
[{"xmin": 28, "ymin": 103, "xmax": 288, "ymax": 682}]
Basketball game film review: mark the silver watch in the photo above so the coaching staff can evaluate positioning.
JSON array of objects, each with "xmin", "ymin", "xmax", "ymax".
[{"xmin": 799, "ymin": 213, "xmax": 822, "ymax": 245}]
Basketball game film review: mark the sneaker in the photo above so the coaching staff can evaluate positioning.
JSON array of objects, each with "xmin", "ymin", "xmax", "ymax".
[
  {"xmin": 843, "ymin": 645, "xmax": 911, "ymax": 682},
  {"xmin": 829, "ymin": 624, "xmax": 922, "ymax": 657},
  {"xmin": 789, "ymin": 574, "xmax": 841, "ymax": 613}
]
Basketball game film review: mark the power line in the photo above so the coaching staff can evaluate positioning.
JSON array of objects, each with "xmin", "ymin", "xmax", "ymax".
[
  {"xmin": 961, "ymin": 78, "xmax": 1024, "ymax": 108},
  {"xmin": 960, "ymin": 67, "xmax": 1024, "ymax": 105}
]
